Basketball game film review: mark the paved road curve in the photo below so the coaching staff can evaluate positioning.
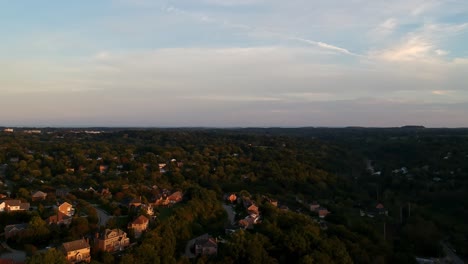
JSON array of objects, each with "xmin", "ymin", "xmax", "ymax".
[
  {"xmin": 0, "ymin": 242, "xmax": 26, "ymax": 262},
  {"xmin": 441, "ymin": 241, "xmax": 464, "ymax": 264},
  {"xmin": 91, "ymin": 205, "xmax": 113, "ymax": 227}
]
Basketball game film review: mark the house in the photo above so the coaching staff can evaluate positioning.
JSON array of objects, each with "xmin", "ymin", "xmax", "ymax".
[
  {"xmin": 31, "ymin": 191, "xmax": 47, "ymax": 201},
  {"xmin": 4, "ymin": 223, "xmax": 28, "ymax": 239},
  {"xmin": 3, "ymin": 128, "xmax": 14, "ymax": 133},
  {"xmin": 61, "ymin": 239, "xmax": 91, "ymax": 263},
  {"xmin": 167, "ymin": 191, "xmax": 183, "ymax": 204},
  {"xmin": 375, "ymin": 203, "xmax": 388, "ymax": 215},
  {"xmin": 309, "ymin": 201, "xmax": 320, "ymax": 212},
  {"xmin": 318, "ymin": 207, "xmax": 330, "ymax": 218},
  {"xmin": 265, "ymin": 197, "xmax": 278, "ymax": 207},
  {"xmin": 48, "ymin": 211, "xmax": 72, "ymax": 226},
  {"xmin": 239, "ymin": 214, "xmax": 260, "ymax": 229},
  {"xmin": 0, "ymin": 200, "xmax": 30, "ymax": 212},
  {"xmin": 59, "ymin": 202, "xmax": 74, "ymax": 216},
  {"xmin": 194, "ymin": 234, "xmax": 218, "ymax": 256},
  {"xmin": 227, "ymin": 193, "xmax": 237, "ymax": 203},
  {"xmin": 100, "ymin": 188, "xmax": 112, "ymax": 198},
  {"xmin": 95, "ymin": 229, "xmax": 130, "ymax": 252},
  {"xmin": 128, "ymin": 198, "xmax": 142, "ymax": 208},
  {"xmin": 247, "ymin": 204, "xmax": 259, "ymax": 215},
  {"xmin": 99, "ymin": 165, "xmax": 108, "ymax": 173},
  {"xmin": 128, "ymin": 215, "xmax": 149, "ymax": 238},
  {"xmin": 56, "ymin": 188, "xmax": 70, "ymax": 197}
]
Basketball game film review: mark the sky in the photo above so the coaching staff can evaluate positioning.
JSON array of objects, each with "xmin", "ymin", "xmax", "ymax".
[{"xmin": 1, "ymin": 0, "xmax": 468, "ymax": 127}]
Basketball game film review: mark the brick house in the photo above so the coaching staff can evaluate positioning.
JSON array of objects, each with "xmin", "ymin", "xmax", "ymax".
[
  {"xmin": 194, "ymin": 235, "xmax": 218, "ymax": 256},
  {"xmin": 61, "ymin": 239, "xmax": 91, "ymax": 263},
  {"xmin": 95, "ymin": 229, "xmax": 130, "ymax": 252},
  {"xmin": 128, "ymin": 215, "xmax": 149, "ymax": 238}
]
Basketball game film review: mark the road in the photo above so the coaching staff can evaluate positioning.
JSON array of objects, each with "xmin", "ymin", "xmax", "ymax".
[
  {"xmin": 222, "ymin": 204, "xmax": 236, "ymax": 226},
  {"xmin": 92, "ymin": 205, "xmax": 113, "ymax": 227},
  {"xmin": 0, "ymin": 242, "xmax": 26, "ymax": 262},
  {"xmin": 441, "ymin": 241, "xmax": 464, "ymax": 264}
]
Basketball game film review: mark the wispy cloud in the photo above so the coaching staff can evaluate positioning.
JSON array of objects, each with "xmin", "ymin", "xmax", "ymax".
[
  {"xmin": 291, "ymin": 37, "xmax": 356, "ymax": 55},
  {"xmin": 432, "ymin": 90, "xmax": 453, "ymax": 95},
  {"xmin": 162, "ymin": 4, "xmax": 357, "ymax": 56}
]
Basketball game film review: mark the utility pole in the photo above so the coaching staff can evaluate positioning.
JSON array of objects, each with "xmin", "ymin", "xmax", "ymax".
[{"xmin": 400, "ymin": 205, "xmax": 403, "ymax": 224}]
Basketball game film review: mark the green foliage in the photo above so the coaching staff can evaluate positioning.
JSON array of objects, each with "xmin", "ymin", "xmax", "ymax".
[{"xmin": 26, "ymin": 248, "xmax": 67, "ymax": 264}]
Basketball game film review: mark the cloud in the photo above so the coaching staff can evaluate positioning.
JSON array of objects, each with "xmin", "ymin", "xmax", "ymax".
[
  {"xmin": 435, "ymin": 49, "xmax": 448, "ymax": 56},
  {"xmin": 432, "ymin": 90, "xmax": 452, "ymax": 95},
  {"xmin": 372, "ymin": 36, "xmax": 433, "ymax": 62},
  {"xmin": 372, "ymin": 18, "xmax": 398, "ymax": 37}
]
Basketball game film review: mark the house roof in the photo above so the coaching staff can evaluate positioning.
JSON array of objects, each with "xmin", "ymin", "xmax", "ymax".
[
  {"xmin": 247, "ymin": 204, "xmax": 258, "ymax": 212},
  {"xmin": 4, "ymin": 223, "xmax": 28, "ymax": 233},
  {"xmin": 62, "ymin": 239, "xmax": 90, "ymax": 252},
  {"xmin": 168, "ymin": 191, "xmax": 182, "ymax": 201},
  {"xmin": 196, "ymin": 237, "xmax": 217, "ymax": 248},
  {"xmin": 129, "ymin": 198, "xmax": 142, "ymax": 205},
  {"xmin": 100, "ymin": 228, "xmax": 126, "ymax": 239},
  {"xmin": 48, "ymin": 211, "xmax": 71, "ymax": 224},
  {"xmin": 32, "ymin": 191, "xmax": 47, "ymax": 197},
  {"xmin": 132, "ymin": 215, "xmax": 149, "ymax": 225},
  {"xmin": 2, "ymin": 200, "xmax": 29, "ymax": 210},
  {"xmin": 59, "ymin": 202, "xmax": 72, "ymax": 209},
  {"xmin": 4, "ymin": 200, "xmax": 21, "ymax": 206}
]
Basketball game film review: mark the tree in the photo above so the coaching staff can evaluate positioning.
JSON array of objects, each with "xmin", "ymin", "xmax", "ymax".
[{"xmin": 27, "ymin": 248, "xmax": 67, "ymax": 264}]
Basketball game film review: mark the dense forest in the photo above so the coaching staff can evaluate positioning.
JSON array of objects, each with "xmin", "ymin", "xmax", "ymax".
[{"xmin": 0, "ymin": 127, "xmax": 467, "ymax": 263}]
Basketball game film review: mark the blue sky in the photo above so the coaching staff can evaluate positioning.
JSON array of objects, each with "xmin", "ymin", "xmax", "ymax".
[{"xmin": 1, "ymin": 0, "xmax": 468, "ymax": 127}]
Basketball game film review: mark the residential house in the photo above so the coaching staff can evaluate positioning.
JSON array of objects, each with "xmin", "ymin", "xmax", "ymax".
[
  {"xmin": 0, "ymin": 200, "xmax": 30, "ymax": 212},
  {"xmin": 99, "ymin": 165, "xmax": 108, "ymax": 173},
  {"xmin": 266, "ymin": 197, "xmax": 278, "ymax": 207},
  {"xmin": 100, "ymin": 188, "xmax": 112, "ymax": 199},
  {"xmin": 48, "ymin": 211, "xmax": 72, "ymax": 226},
  {"xmin": 318, "ymin": 207, "xmax": 330, "ymax": 218},
  {"xmin": 31, "ymin": 191, "xmax": 47, "ymax": 201},
  {"xmin": 247, "ymin": 204, "xmax": 259, "ymax": 215},
  {"xmin": 56, "ymin": 188, "xmax": 70, "ymax": 197},
  {"xmin": 4, "ymin": 223, "xmax": 28, "ymax": 239},
  {"xmin": 239, "ymin": 214, "xmax": 260, "ymax": 229},
  {"xmin": 194, "ymin": 234, "xmax": 218, "ymax": 256},
  {"xmin": 226, "ymin": 193, "xmax": 237, "ymax": 203},
  {"xmin": 61, "ymin": 239, "xmax": 91, "ymax": 263},
  {"xmin": 95, "ymin": 229, "xmax": 130, "ymax": 252},
  {"xmin": 309, "ymin": 201, "xmax": 320, "ymax": 212},
  {"xmin": 128, "ymin": 198, "xmax": 142, "ymax": 208},
  {"xmin": 167, "ymin": 191, "xmax": 183, "ymax": 204},
  {"xmin": 128, "ymin": 215, "xmax": 149, "ymax": 238},
  {"xmin": 59, "ymin": 202, "xmax": 74, "ymax": 216},
  {"xmin": 375, "ymin": 203, "xmax": 388, "ymax": 215}
]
